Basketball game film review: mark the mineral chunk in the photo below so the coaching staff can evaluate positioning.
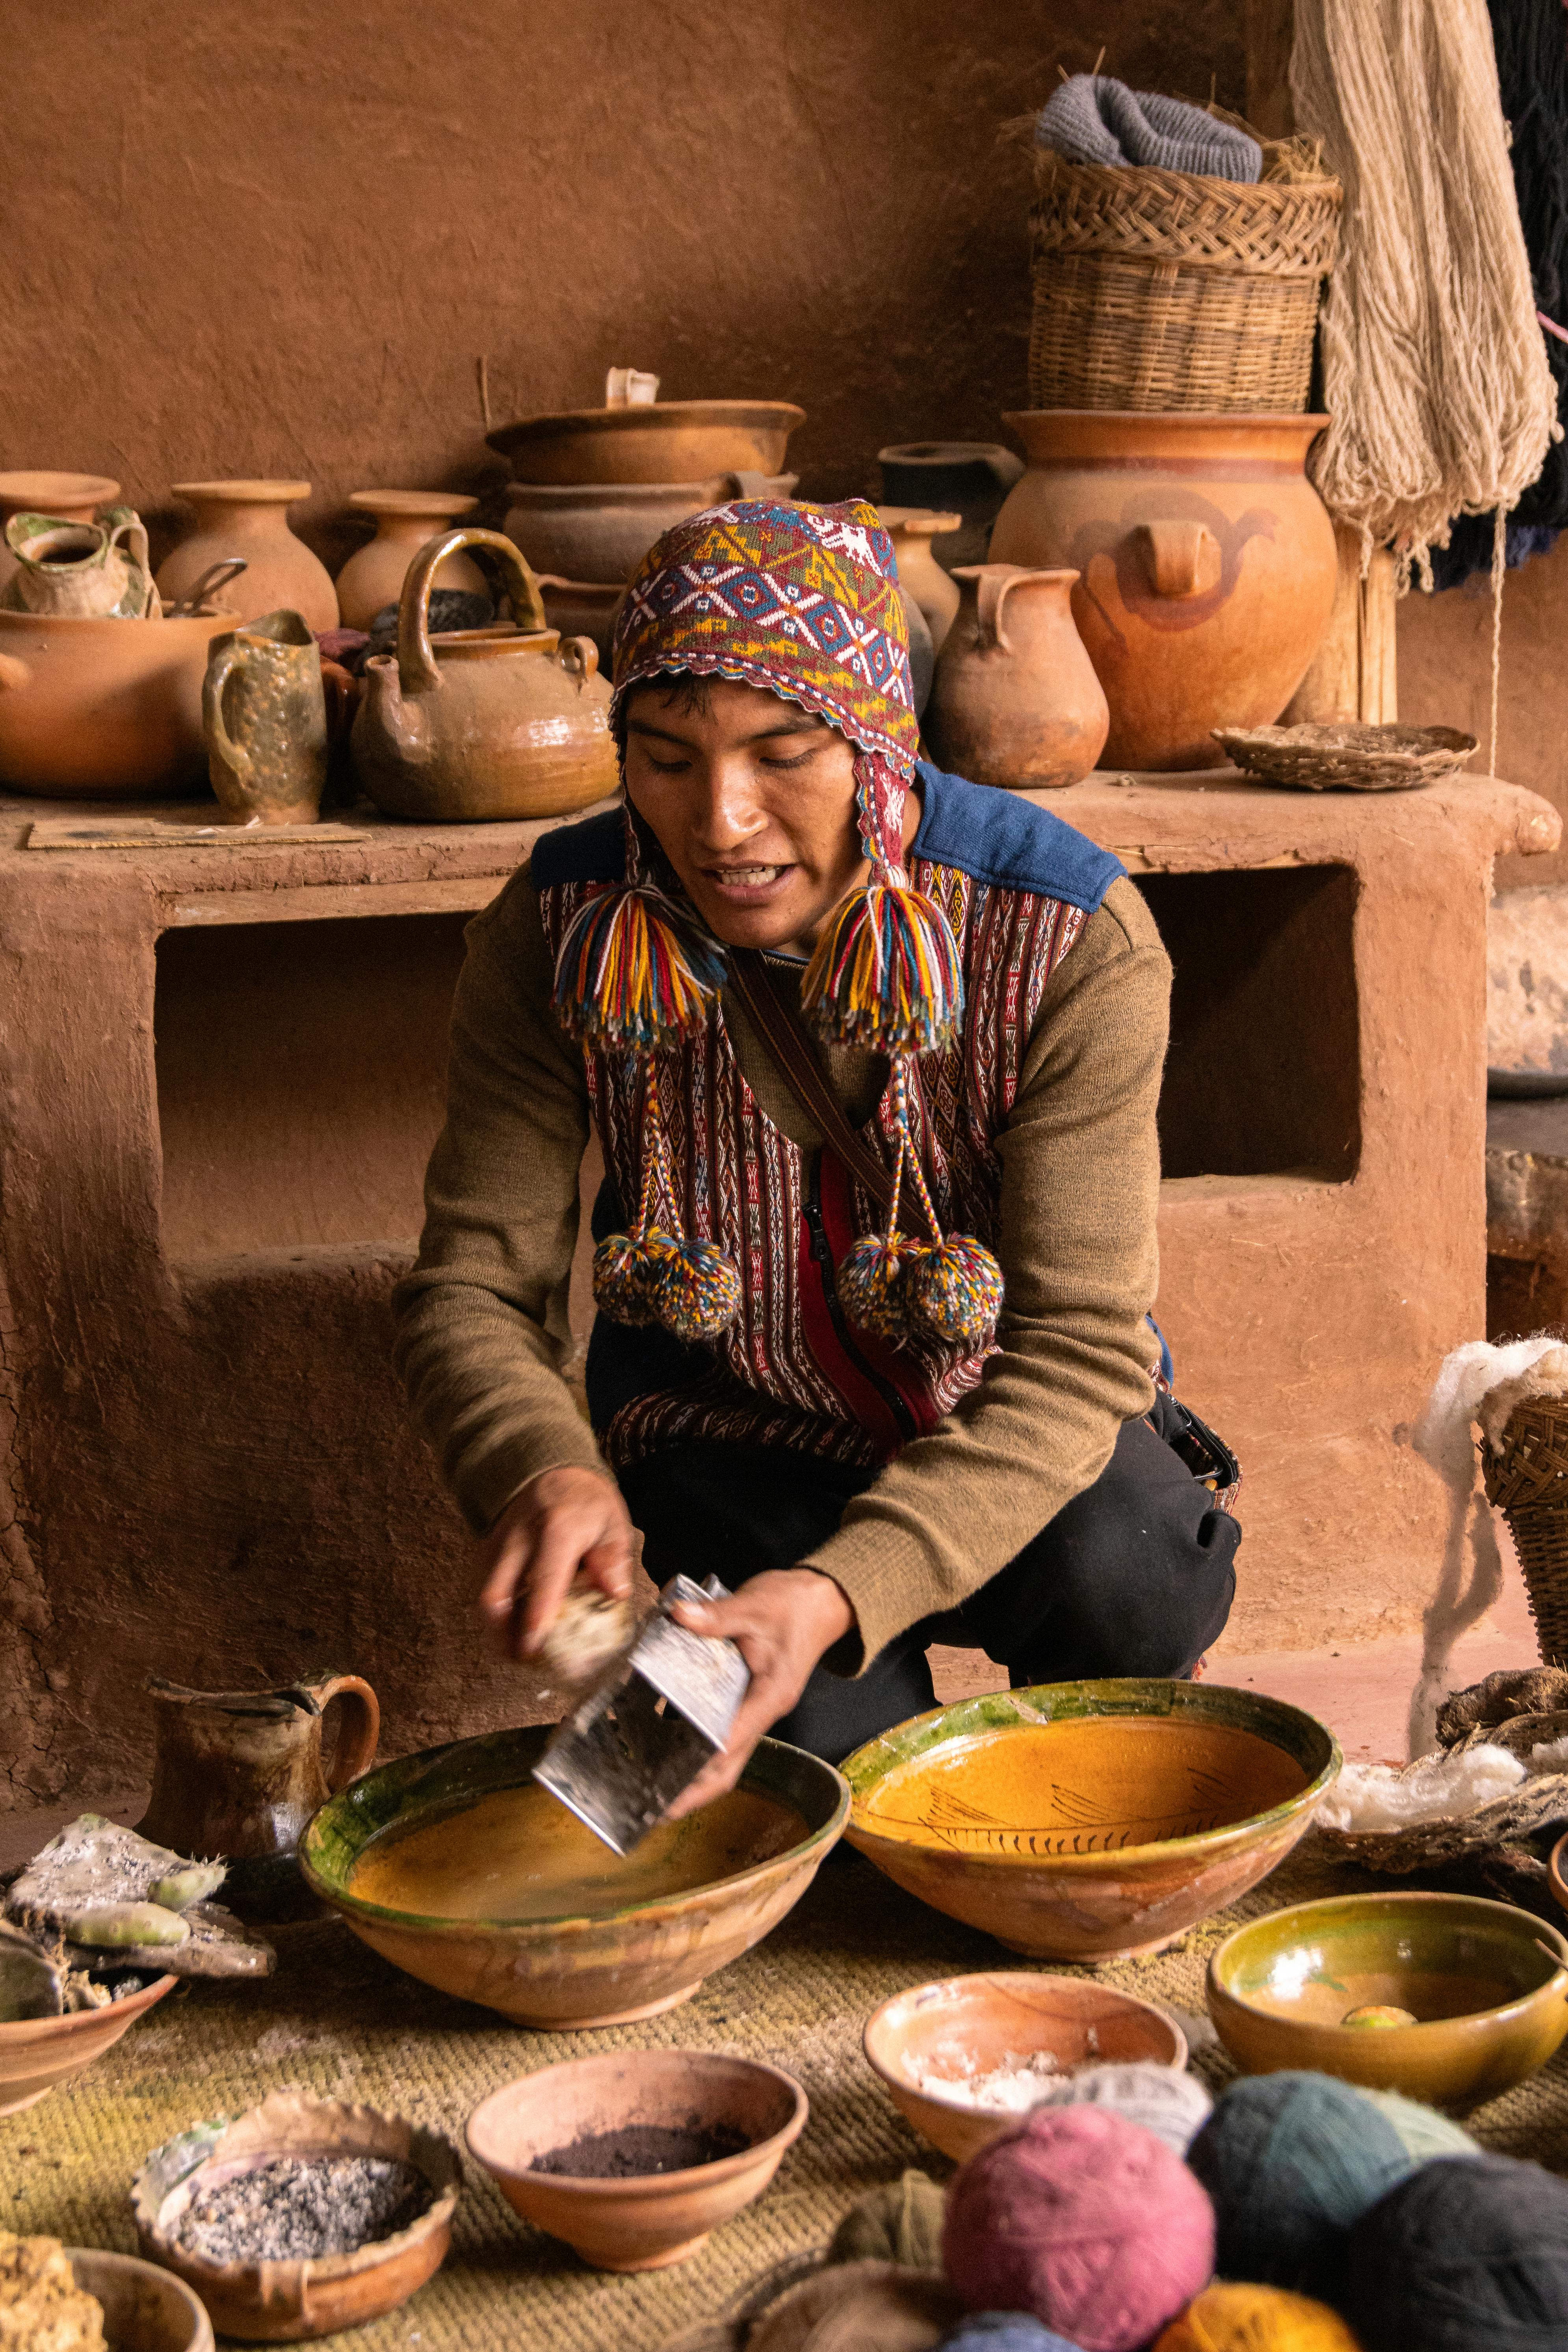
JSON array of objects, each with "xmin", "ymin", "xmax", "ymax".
[{"xmin": 0, "ymin": 2233, "xmax": 105, "ymax": 2352}]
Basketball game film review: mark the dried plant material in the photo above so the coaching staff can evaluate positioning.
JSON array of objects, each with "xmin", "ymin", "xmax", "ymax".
[
  {"xmin": 0, "ymin": 2235, "xmax": 104, "ymax": 2352},
  {"xmin": 1438, "ymin": 1666, "xmax": 1568, "ymax": 1745},
  {"xmin": 7, "ymin": 1815, "xmax": 224, "ymax": 1953},
  {"xmin": 538, "ymin": 1585, "xmax": 633, "ymax": 1687},
  {"xmin": 0, "ymin": 1923, "xmax": 64, "ymax": 2024}
]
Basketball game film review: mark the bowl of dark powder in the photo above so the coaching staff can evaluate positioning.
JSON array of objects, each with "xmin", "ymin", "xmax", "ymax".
[
  {"xmin": 131, "ymin": 2090, "xmax": 461, "ymax": 2341},
  {"xmin": 466, "ymin": 2048, "xmax": 808, "ymax": 2271}
]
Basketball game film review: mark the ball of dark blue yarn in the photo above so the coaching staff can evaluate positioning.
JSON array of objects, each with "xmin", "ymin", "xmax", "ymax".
[
  {"xmin": 1185, "ymin": 2070, "xmax": 1411, "ymax": 2300},
  {"xmin": 1347, "ymin": 2151, "xmax": 1568, "ymax": 2350},
  {"xmin": 936, "ymin": 2318, "xmax": 1082, "ymax": 2352}
]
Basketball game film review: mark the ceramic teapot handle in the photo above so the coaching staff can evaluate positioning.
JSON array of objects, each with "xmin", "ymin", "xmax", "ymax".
[
  {"xmin": 398, "ymin": 527, "xmax": 548, "ymax": 697},
  {"xmin": 557, "ymin": 634, "xmax": 600, "ymax": 686},
  {"xmin": 312, "ymin": 1672, "xmax": 380, "ymax": 1791},
  {"xmin": 202, "ymin": 637, "xmax": 252, "ymax": 781},
  {"xmin": 1137, "ymin": 521, "xmax": 1222, "ymax": 601}
]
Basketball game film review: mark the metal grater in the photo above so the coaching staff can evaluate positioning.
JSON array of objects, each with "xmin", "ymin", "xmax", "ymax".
[{"xmin": 532, "ymin": 1574, "xmax": 751, "ymax": 1854}]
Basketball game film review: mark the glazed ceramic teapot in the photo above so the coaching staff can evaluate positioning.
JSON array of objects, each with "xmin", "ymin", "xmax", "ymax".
[
  {"xmin": 351, "ymin": 526, "xmax": 618, "ymax": 822},
  {"xmin": 2, "ymin": 506, "xmax": 158, "ymax": 619},
  {"xmin": 137, "ymin": 1670, "xmax": 379, "ymax": 1916},
  {"xmin": 926, "ymin": 563, "xmax": 1109, "ymax": 790}
]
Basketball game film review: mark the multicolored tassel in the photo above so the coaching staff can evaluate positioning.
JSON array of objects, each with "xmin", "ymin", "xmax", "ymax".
[
  {"xmin": 803, "ymin": 878, "xmax": 964, "ymax": 1055},
  {"xmin": 907, "ymin": 1235, "xmax": 1005, "ymax": 1347},
  {"xmin": 838, "ymin": 1064, "xmax": 1003, "ymax": 1355},
  {"xmin": 554, "ymin": 884, "xmax": 726, "ymax": 1052}
]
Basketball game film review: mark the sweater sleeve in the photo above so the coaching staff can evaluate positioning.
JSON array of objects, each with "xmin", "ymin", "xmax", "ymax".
[
  {"xmin": 391, "ymin": 869, "xmax": 609, "ymax": 1531},
  {"xmin": 804, "ymin": 876, "xmax": 1170, "ymax": 1670}
]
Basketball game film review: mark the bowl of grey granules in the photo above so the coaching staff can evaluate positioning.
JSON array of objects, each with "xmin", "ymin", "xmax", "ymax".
[{"xmin": 130, "ymin": 2090, "xmax": 462, "ymax": 2341}]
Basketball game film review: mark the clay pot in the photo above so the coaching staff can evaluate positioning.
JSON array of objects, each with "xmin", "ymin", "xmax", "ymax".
[
  {"xmin": 987, "ymin": 411, "xmax": 1338, "ymax": 772},
  {"xmin": 334, "ymin": 490, "xmax": 485, "ymax": 630},
  {"xmin": 352, "ymin": 527, "xmax": 618, "ymax": 823},
  {"xmin": 0, "ymin": 1974, "xmax": 176, "ymax": 2118},
  {"xmin": 70, "ymin": 2250, "xmax": 214, "ymax": 2352},
  {"xmin": 157, "ymin": 481, "xmax": 339, "ymax": 632},
  {"xmin": 3, "ymin": 506, "xmax": 158, "ymax": 618},
  {"xmin": 878, "ymin": 507, "xmax": 962, "ymax": 649},
  {"xmin": 538, "ymin": 576, "xmax": 624, "ymax": 669},
  {"xmin": 505, "ymin": 470, "xmax": 797, "ymax": 584},
  {"xmin": 488, "ymin": 399, "xmax": 805, "ymax": 486},
  {"xmin": 0, "ymin": 609, "xmax": 232, "ymax": 797},
  {"xmin": 0, "ymin": 471, "xmax": 121, "ymax": 600},
  {"xmin": 138, "ymin": 1670, "xmax": 379, "ymax": 1917},
  {"xmin": 877, "ymin": 444, "xmax": 1026, "ymax": 571},
  {"xmin": 926, "ymin": 564, "xmax": 1109, "ymax": 790},
  {"xmin": 466, "ymin": 2051, "xmax": 808, "ymax": 2270},
  {"xmin": 204, "ymin": 609, "xmax": 329, "ymax": 827}
]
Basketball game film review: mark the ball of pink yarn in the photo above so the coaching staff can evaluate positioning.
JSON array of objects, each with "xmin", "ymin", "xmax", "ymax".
[{"xmin": 943, "ymin": 2104, "xmax": 1215, "ymax": 2352}]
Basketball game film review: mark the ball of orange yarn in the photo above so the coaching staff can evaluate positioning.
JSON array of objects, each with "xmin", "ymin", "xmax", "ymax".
[{"xmin": 1154, "ymin": 2282, "xmax": 1364, "ymax": 2350}]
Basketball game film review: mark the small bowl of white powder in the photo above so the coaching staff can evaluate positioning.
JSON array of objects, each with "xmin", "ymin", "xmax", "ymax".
[{"xmin": 863, "ymin": 1969, "xmax": 1187, "ymax": 2163}]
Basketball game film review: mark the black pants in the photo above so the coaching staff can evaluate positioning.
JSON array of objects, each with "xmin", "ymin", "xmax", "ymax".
[{"xmin": 616, "ymin": 1397, "xmax": 1239, "ymax": 1765}]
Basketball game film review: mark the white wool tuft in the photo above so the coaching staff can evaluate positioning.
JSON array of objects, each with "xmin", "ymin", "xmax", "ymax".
[
  {"xmin": 1316, "ymin": 1742, "xmax": 1524, "ymax": 1832},
  {"xmin": 1531, "ymin": 1736, "xmax": 1568, "ymax": 1774}
]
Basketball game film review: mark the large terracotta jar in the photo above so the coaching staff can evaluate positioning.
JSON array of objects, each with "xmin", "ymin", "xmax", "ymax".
[
  {"xmin": 334, "ymin": 490, "xmax": 486, "ymax": 629},
  {"xmin": 987, "ymin": 413, "xmax": 1337, "ymax": 772},
  {"xmin": 156, "ymin": 481, "xmax": 339, "ymax": 632},
  {"xmin": 926, "ymin": 565, "xmax": 1109, "ymax": 790}
]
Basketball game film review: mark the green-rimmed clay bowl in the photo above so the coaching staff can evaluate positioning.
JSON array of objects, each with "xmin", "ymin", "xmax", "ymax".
[
  {"xmin": 1208, "ymin": 1890, "xmax": 1568, "ymax": 2111},
  {"xmin": 300, "ymin": 1726, "xmax": 847, "ymax": 2030},
  {"xmin": 840, "ymin": 1679, "xmax": 1339, "ymax": 1962}
]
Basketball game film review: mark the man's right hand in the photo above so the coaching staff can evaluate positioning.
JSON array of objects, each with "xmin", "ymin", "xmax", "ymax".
[{"xmin": 477, "ymin": 1466, "xmax": 636, "ymax": 1663}]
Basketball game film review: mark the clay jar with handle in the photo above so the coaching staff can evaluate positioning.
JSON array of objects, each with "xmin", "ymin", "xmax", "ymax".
[
  {"xmin": 926, "ymin": 565, "xmax": 1109, "ymax": 790},
  {"xmin": 157, "ymin": 481, "xmax": 339, "ymax": 632},
  {"xmin": 352, "ymin": 526, "xmax": 618, "ymax": 822},
  {"xmin": 987, "ymin": 411, "xmax": 1338, "ymax": 771},
  {"xmin": 0, "ymin": 472, "xmax": 121, "ymax": 600},
  {"xmin": 2, "ymin": 507, "xmax": 158, "ymax": 618},
  {"xmin": 137, "ymin": 1672, "xmax": 379, "ymax": 1920},
  {"xmin": 203, "ymin": 608, "xmax": 329, "ymax": 826},
  {"xmin": 334, "ymin": 490, "xmax": 487, "ymax": 630}
]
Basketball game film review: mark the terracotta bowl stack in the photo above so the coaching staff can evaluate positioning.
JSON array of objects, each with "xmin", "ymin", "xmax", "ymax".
[{"xmin": 490, "ymin": 398, "xmax": 804, "ymax": 635}]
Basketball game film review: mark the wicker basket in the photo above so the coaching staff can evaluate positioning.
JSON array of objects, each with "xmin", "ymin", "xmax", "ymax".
[
  {"xmin": 1027, "ymin": 152, "xmax": 1342, "ymax": 414},
  {"xmin": 1482, "ymin": 1399, "xmax": 1568, "ymax": 1666},
  {"xmin": 1213, "ymin": 722, "xmax": 1478, "ymax": 792}
]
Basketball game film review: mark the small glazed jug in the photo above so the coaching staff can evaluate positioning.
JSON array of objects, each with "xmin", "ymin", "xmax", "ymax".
[
  {"xmin": 138, "ymin": 1672, "xmax": 379, "ymax": 1918},
  {"xmin": 203, "ymin": 607, "xmax": 329, "ymax": 825},
  {"xmin": 351, "ymin": 526, "xmax": 618, "ymax": 821},
  {"xmin": 2, "ymin": 507, "xmax": 158, "ymax": 619},
  {"xmin": 926, "ymin": 564, "xmax": 1110, "ymax": 791},
  {"xmin": 0, "ymin": 472, "xmax": 121, "ymax": 601}
]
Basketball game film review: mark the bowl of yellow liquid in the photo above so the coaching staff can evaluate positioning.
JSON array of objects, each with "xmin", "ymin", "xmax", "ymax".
[
  {"xmin": 1208, "ymin": 1890, "xmax": 1568, "ymax": 2110},
  {"xmin": 840, "ymin": 1679, "xmax": 1339, "ymax": 1962},
  {"xmin": 300, "ymin": 1726, "xmax": 848, "ymax": 2030}
]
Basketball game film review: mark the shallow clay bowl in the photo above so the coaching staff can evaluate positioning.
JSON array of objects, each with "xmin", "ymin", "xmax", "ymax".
[
  {"xmin": 487, "ymin": 399, "xmax": 806, "ymax": 485},
  {"xmin": 0, "ymin": 1973, "xmax": 177, "ymax": 2116},
  {"xmin": 71, "ymin": 2248, "xmax": 214, "ymax": 2352},
  {"xmin": 840, "ymin": 1679, "xmax": 1339, "ymax": 1962},
  {"xmin": 1208, "ymin": 1891, "xmax": 1568, "ymax": 2111},
  {"xmin": 132, "ymin": 2089, "xmax": 461, "ymax": 2341},
  {"xmin": 864, "ymin": 1970, "xmax": 1188, "ymax": 2163},
  {"xmin": 300, "ymin": 1724, "xmax": 847, "ymax": 2029},
  {"xmin": 466, "ymin": 2049, "xmax": 806, "ymax": 2271}
]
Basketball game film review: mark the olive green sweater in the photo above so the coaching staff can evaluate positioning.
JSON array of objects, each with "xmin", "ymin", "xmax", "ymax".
[{"xmin": 393, "ymin": 867, "xmax": 1171, "ymax": 1671}]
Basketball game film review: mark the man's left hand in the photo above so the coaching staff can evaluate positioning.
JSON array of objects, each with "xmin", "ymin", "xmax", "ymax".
[{"xmin": 662, "ymin": 1569, "xmax": 854, "ymax": 1819}]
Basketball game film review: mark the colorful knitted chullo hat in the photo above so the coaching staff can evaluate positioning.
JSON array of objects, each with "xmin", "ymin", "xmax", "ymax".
[{"xmin": 551, "ymin": 495, "xmax": 1003, "ymax": 1352}]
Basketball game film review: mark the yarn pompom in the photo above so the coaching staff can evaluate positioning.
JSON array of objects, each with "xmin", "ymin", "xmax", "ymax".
[
  {"xmin": 942, "ymin": 2105, "xmax": 1215, "ymax": 2352},
  {"xmin": 1154, "ymin": 2282, "xmax": 1363, "ymax": 2350},
  {"xmin": 591, "ymin": 1229, "xmax": 662, "ymax": 1325},
  {"xmin": 838, "ymin": 1232, "xmax": 923, "ymax": 1342},
  {"xmin": 552, "ymin": 884, "xmax": 726, "ymax": 1053},
  {"xmin": 1024, "ymin": 2061, "xmax": 1213, "ymax": 2157},
  {"xmin": 803, "ymin": 879, "xmax": 964, "ymax": 1053},
  {"xmin": 1346, "ymin": 2151, "xmax": 1568, "ymax": 2351},
  {"xmin": 830, "ymin": 2170, "xmax": 946, "ymax": 2270},
  {"xmin": 935, "ymin": 2318, "xmax": 1083, "ymax": 2352},
  {"xmin": 1186, "ymin": 2072, "xmax": 1410, "ymax": 2303},
  {"xmin": 907, "ymin": 1235, "xmax": 1005, "ymax": 1348},
  {"xmin": 643, "ymin": 1234, "xmax": 743, "ymax": 1340},
  {"xmin": 1354, "ymin": 2086, "xmax": 1477, "ymax": 2164}
]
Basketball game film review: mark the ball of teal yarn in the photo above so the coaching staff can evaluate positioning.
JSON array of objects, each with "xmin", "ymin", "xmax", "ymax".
[
  {"xmin": 1185, "ymin": 2070, "xmax": 1412, "ymax": 2300},
  {"xmin": 1354, "ymin": 2085, "xmax": 1478, "ymax": 2164}
]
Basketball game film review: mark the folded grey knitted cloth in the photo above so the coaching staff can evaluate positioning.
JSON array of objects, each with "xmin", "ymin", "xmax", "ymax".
[{"xmin": 1036, "ymin": 74, "xmax": 1262, "ymax": 181}]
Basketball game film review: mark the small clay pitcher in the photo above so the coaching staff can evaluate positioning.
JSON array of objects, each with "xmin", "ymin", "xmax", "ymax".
[
  {"xmin": 138, "ymin": 1671, "xmax": 379, "ymax": 1919},
  {"xmin": 926, "ymin": 564, "xmax": 1109, "ymax": 790},
  {"xmin": 203, "ymin": 607, "xmax": 329, "ymax": 825},
  {"xmin": 2, "ymin": 507, "xmax": 158, "ymax": 619}
]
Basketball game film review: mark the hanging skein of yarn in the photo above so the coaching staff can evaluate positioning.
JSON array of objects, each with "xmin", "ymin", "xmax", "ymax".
[
  {"xmin": 1185, "ymin": 2072, "xmax": 1410, "ymax": 2302},
  {"xmin": 1346, "ymin": 2151, "xmax": 1568, "ymax": 2350},
  {"xmin": 1020, "ymin": 2061, "xmax": 1214, "ymax": 2157},
  {"xmin": 830, "ymin": 2172, "xmax": 947, "ymax": 2271},
  {"xmin": 1289, "ymin": 0, "xmax": 1559, "ymax": 581},
  {"xmin": 942, "ymin": 2106, "xmax": 1215, "ymax": 2352},
  {"xmin": 935, "ymin": 2319, "xmax": 1084, "ymax": 2352},
  {"xmin": 1355, "ymin": 2086, "xmax": 1478, "ymax": 2164},
  {"xmin": 1154, "ymin": 2282, "xmax": 1364, "ymax": 2350}
]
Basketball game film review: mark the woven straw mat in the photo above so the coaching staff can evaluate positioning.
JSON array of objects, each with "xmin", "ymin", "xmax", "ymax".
[{"xmin": 8, "ymin": 1841, "xmax": 1568, "ymax": 2352}]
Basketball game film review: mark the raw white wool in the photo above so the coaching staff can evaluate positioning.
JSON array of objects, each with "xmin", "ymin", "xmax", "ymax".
[
  {"xmin": 1316, "ymin": 1742, "xmax": 1524, "ymax": 1832},
  {"xmin": 905, "ymin": 2049, "xmax": 1062, "ymax": 2113},
  {"xmin": 1531, "ymin": 1736, "xmax": 1568, "ymax": 1774}
]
